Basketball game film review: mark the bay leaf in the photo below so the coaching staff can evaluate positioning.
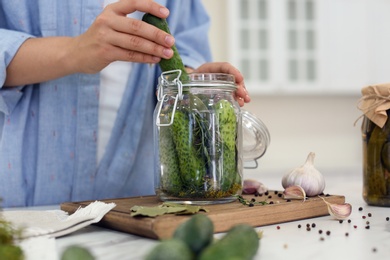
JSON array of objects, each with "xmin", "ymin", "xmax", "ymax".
[{"xmin": 130, "ymin": 203, "xmax": 209, "ymax": 217}]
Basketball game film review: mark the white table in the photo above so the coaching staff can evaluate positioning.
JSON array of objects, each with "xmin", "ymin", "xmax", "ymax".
[{"xmin": 17, "ymin": 167, "xmax": 390, "ymax": 259}]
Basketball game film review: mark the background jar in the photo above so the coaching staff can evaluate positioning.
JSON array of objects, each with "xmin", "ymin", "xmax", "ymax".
[
  {"xmin": 153, "ymin": 71, "xmax": 270, "ymax": 204},
  {"xmin": 361, "ymin": 113, "xmax": 390, "ymax": 207}
]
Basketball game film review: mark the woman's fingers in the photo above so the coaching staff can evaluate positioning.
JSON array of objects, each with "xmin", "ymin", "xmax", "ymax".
[
  {"xmin": 109, "ymin": 0, "xmax": 169, "ymax": 18},
  {"xmin": 103, "ymin": 4, "xmax": 175, "ymax": 49},
  {"xmin": 194, "ymin": 62, "xmax": 250, "ymax": 107}
]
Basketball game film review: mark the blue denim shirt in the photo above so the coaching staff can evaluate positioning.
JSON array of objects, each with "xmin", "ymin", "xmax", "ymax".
[{"xmin": 0, "ymin": 0, "xmax": 211, "ymax": 207}]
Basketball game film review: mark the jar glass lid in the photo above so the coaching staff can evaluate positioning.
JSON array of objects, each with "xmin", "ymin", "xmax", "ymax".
[{"xmin": 241, "ymin": 110, "xmax": 270, "ymax": 162}]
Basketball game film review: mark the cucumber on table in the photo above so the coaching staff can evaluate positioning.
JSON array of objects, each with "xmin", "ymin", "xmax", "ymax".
[
  {"xmin": 173, "ymin": 214, "xmax": 214, "ymax": 256},
  {"xmin": 199, "ymin": 224, "xmax": 260, "ymax": 260}
]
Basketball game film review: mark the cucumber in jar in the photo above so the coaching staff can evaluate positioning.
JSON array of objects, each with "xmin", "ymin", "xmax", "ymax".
[
  {"xmin": 171, "ymin": 109, "xmax": 207, "ymax": 190},
  {"xmin": 215, "ymin": 100, "xmax": 239, "ymax": 191}
]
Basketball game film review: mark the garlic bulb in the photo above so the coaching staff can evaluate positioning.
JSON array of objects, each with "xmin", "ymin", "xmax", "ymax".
[{"xmin": 281, "ymin": 152, "xmax": 325, "ymax": 196}]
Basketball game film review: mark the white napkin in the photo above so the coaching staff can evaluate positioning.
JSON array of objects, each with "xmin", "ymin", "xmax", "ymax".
[{"xmin": 2, "ymin": 201, "xmax": 116, "ymax": 238}]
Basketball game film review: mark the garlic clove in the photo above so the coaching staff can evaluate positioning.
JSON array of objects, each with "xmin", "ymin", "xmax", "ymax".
[
  {"xmin": 320, "ymin": 196, "xmax": 352, "ymax": 220},
  {"xmin": 243, "ymin": 179, "xmax": 268, "ymax": 194},
  {"xmin": 283, "ymin": 185, "xmax": 306, "ymax": 201},
  {"xmin": 281, "ymin": 152, "xmax": 326, "ymax": 197}
]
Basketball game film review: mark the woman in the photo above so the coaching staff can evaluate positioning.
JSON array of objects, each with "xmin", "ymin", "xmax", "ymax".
[{"xmin": 0, "ymin": 0, "xmax": 250, "ymax": 207}]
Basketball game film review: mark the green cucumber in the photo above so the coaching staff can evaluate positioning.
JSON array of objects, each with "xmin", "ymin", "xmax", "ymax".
[
  {"xmin": 142, "ymin": 13, "xmax": 188, "ymax": 82},
  {"xmin": 61, "ymin": 245, "xmax": 94, "ymax": 260},
  {"xmin": 199, "ymin": 224, "xmax": 260, "ymax": 260},
  {"xmin": 173, "ymin": 214, "xmax": 214, "ymax": 256},
  {"xmin": 145, "ymin": 239, "xmax": 194, "ymax": 260},
  {"xmin": 215, "ymin": 100, "xmax": 238, "ymax": 191},
  {"xmin": 159, "ymin": 120, "xmax": 182, "ymax": 195},
  {"xmin": 171, "ymin": 109, "xmax": 206, "ymax": 188}
]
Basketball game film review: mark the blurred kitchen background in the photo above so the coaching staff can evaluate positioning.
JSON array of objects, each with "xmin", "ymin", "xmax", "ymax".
[{"xmin": 201, "ymin": 0, "xmax": 390, "ymax": 176}]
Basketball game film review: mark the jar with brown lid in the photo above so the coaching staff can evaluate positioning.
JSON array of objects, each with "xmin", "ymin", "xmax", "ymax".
[{"xmin": 359, "ymin": 84, "xmax": 390, "ymax": 206}]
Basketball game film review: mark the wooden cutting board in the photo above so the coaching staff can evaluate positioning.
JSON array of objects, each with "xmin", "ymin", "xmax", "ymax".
[{"xmin": 60, "ymin": 191, "xmax": 345, "ymax": 240}]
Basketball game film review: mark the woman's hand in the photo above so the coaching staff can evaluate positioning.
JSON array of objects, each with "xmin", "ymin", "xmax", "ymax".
[
  {"xmin": 191, "ymin": 62, "xmax": 250, "ymax": 107},
  {"xmin": 71, "ymin": 0, "xmax": 175, "ymax": 74}
]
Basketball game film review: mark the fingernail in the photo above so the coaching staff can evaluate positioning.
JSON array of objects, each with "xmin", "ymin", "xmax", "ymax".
[
  {"xmin": 160, "ymin": 7, "xmax": 169, "ymax": 16},
  {"xmin": 163, "ymin": 48, "xmax": 173, "ymax": 58},
  {"xmin": 165, "ymin": 35, "xmax": 175, "ymax": 46}
]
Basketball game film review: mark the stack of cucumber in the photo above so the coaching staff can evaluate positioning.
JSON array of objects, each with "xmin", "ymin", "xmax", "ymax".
[
  {"xmin": 145, "ymin": 214, "xmax": 260, "ymax": 260},
  {"xmin": 143, "ymin": 14, "xmax": 242, "ymax": 199}
]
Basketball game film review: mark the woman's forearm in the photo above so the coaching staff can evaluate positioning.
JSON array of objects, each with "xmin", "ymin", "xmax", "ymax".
[{"xmin": 4, "ymin": 37, "xmax": 80, "ymax": 87}]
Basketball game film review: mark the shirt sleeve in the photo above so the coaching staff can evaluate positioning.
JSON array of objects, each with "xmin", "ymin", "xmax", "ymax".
[
  {"xmin": 0, "ymin": 29, "xmax": 33, "ymax": 114},
  {"xmin": 165, "ymin": 0, "xmax": 213, "ymax": 69}
]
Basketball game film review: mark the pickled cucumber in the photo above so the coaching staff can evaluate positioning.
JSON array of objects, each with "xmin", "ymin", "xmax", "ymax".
[
  {"xmin": 363, "ymin": 113, "xmax": 390, "ymax": 205},
  {"xmin": 159, "ymin": 123, "xmax": 182, "ymax": 195},
  {"xmin": 171, "ymin": 109, "xmax": 206, "ymax": 189},
  {"xmin": 215, "ymin": 100, "xmax": 238, "ymax": 191}
]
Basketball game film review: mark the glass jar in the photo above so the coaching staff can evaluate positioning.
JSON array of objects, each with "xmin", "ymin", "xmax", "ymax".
[
  {"xmin": 153, "ymin": 70, "xmax": 270, "ymax": 204},
  {"xmin": 360, "ymin": 84, "xmax": 390, "ymax": 207},
  {"xmin": 361, "ymin": 114, "xmax": 390, "ymax": 206}
]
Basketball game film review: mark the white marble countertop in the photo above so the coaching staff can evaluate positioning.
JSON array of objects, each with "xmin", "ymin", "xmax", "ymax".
[{"xmin": 12, "ymin": 167, "xmax": 390, "ymax": 259}]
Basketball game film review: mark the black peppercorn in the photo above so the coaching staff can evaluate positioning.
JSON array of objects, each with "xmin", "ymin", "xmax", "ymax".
[{"xmin": 358, "ymin": 207, "xmax": 363, "ymax": 211}]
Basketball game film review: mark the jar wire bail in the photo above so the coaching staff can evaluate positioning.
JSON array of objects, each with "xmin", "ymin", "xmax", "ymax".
[{"xmin": 156, "ymin": 70, "xmax": 184, "ymax": 127}]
